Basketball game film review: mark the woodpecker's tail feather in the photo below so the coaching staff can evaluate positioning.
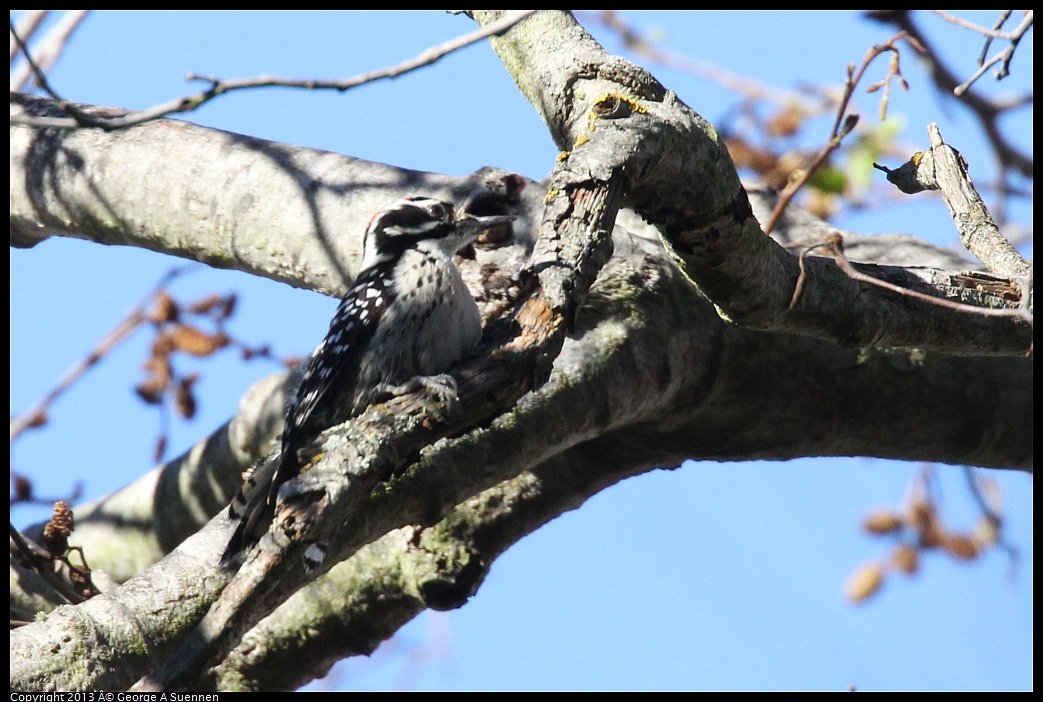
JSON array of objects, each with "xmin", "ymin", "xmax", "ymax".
[{"xmin": 221, "ymin": 454, "xmax": 279, "ymax": 565}]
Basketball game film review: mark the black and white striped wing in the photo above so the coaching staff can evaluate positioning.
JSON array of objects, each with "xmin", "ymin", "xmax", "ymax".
[{"xmin": 222, "ymin": 266, "xmax": 392, "ymax": 562}]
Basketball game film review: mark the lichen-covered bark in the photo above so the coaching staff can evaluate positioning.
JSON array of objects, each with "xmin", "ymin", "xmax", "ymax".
[{"xmin": 9, "ymin": 11, "xmax": 1031, "ymax": 693}]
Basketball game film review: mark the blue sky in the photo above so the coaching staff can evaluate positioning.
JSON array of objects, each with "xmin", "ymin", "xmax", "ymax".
[{"xmin": 10, "ymin": 11, "xmax": 1032, "ymax": 691}]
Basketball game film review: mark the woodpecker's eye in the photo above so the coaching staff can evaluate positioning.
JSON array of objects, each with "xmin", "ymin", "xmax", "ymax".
[{"xmin": 427, "ymin": 202, "xmax": 448, "ymax": 220}]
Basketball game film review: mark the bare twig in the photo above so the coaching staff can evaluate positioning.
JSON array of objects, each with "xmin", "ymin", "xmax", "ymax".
[
  {"xmin": 10, "ymin": 523, "xmax": 88, "ymax": 606},
  {"xmin": 976, "ymin": 11, "xmax": 1013, "ymax": 67},
  {"xmin": 587, "ymin": 10, "xmax": 830, "ymax": 112},
  {"xmin": 9, "ymin": 266, "xmax": 199, "ymax": 445},
  {"xmin": 9, "ymin": 10, "xmax": 538, "ymax": 131},
  {"xmin": 847, "ymin": 464, "xmax": 1017, "ymax": 604},
  {"xmin": 962, "ymin": 466, "xmax": 1019, "ymax": 562},
  {"xmin": 9, "ymin": 17, "xmax": 62, "ymax": 100},
  {"xmin": 931, "ymin": 10, "xmax": 1021, "ymax": 40},
  {"xmin": 866, "ymin": 10, "xmax": 1032, "ymax": 186},
  {"xmin": 10, "ymin": 10, "xmax": 90, "ymax": 93},
  {"xmin": 931, "ymin": 10, "xmax": 1034, "ymax": 95},
  {"xmin": 9, "ymin": 10, "xmax": 48, "ymax": 65},
  {"xmin": 762, "ymin": 32, "xmax": 916, "ymax": 235},
  {"xmin": 798, "ymin": 232, "xmax": 1031, "ymax": 330}
]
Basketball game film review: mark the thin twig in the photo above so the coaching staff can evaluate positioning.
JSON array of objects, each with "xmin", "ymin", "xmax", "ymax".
[
  {"xmin": 587, "ymin": 10, "xmax": 830, "ymax": 112},
  {"xmin": 9, "ymin": 17, "xmax": 63, "ymax": 101},
  {"xmin": 762, "ymin": 32, "xmax": 915, "ymax": 235},
  {"xmin": 9, "ymin": 13, "xmax": 96, "ymax": 125},
  {"xmin": 867, "ymin": 10, "xmax": 1032, "ymax": 188},
  {"xmin": 10, "ymin": 10, "xmax": 89, "ymax": 92},
  {"xmin": 9, "ymin": 523, "xmax": 86, "ymax": 606},
  {"xmin": 951, "ymin": 11, "xmax": 1033, "ymax": 95},
  {"xmin": 961, "ymin": 466, "xmax": 1019, "ymax": 562},
  {"xmin": 9, "ymin": 266, "xmax": 200, "ymax": 445},
  {"xmin": 930, "ymin": 9, "xmax": 1022, "ymax": 40},
  {"xmin": 10, "ymin": 10, "xmax": 538, "ymax": 131},
  {"xmin": 800, "ymin": 233, "xmax": 1031, "ymax": 328},
  {"xmin": 976, "ymin": 11, "xmax": 1012, "ymax": 66},
  {"xmin": 761, "ymin": 112, "xmax": 858, "ymax": 236},
  {"xmin": 9, "ymin": 10, "xmax": 48, "ymax": 66}
]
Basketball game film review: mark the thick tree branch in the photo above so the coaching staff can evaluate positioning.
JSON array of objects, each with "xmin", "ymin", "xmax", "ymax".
[
  {"xmin": 12, "ymin": 206, "xmax": 1031, "ymax": 688},
  {"xmin": 13, "ymin": 91, "xmax": 1028, "ymax": 355},
  {"xmin": 9, "ymin": 12, "xmax": 1032, "ymax": 691},
  {"xmin": 473, "ymin": 12, "xmax": 1029, "ymax": 356},
  {"xmin": 10, "ymin": 93, "xmax": 528, "ymax": 299}
]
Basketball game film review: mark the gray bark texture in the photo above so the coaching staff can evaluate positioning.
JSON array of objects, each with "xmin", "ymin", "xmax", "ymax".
[{"xmin": 9, "ymin": 11, "xmax": 1031, "ymax": 692}]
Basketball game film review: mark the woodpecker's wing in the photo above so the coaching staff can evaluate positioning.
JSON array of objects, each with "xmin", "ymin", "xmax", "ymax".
[
  {"xmin": 222, "ymin": 266, "xmax": 392, "ymax": 563},
  {"xmin": 273, "ymin": 266, "xmax": 393, "ymax": 495}
]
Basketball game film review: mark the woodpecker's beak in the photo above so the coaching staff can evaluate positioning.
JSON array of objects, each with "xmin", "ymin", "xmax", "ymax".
[
  {"xmin": 455, "ymin": 212, "xmax": 516, "ymax": 253},
  {"xmin": 455, "ymin": 211, "xmax": 516, "ymax": 233}
]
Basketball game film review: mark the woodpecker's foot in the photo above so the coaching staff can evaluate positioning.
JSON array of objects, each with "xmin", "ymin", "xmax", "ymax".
[{"xmin": 374, "ymin": 374, "xmax": 460, "ymax": 419}]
